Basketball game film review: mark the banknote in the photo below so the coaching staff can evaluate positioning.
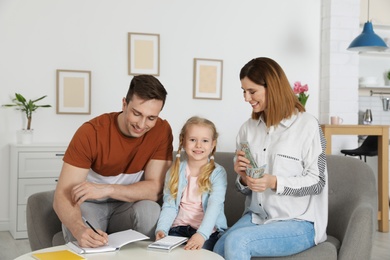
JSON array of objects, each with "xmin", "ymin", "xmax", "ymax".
[
  {"xmin": 240, "ymin": 141, "xmax": 258, "ymax": 168},
  {"xmin": 240, "ymin": 142, "xmax": 267, "ymax": 178},
  {"xmin": 246, "ymin": 164, "xmax": 267, "ymax": 178}
]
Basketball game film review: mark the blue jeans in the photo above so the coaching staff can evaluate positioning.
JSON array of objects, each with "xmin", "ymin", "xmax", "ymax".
[
  {"xmin": 213, "ymin": 213, "xmax": 315, "ymax": 259},
  {"xmin": 169, "ymin": 225, "xmax": 220, "ymax": 251}
]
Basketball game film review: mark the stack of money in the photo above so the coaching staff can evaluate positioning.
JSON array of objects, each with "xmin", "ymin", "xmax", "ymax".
[
  {"xmin": 240, "ymin": 142, "xmax": 266, "ymax": 178},
  {"xmin": 247, "ymin": 165, "xmax": 266, "ymax": 178},
  {"xmin": 240, "ymin": 142, "xmax": 258, "ymax": 168}
]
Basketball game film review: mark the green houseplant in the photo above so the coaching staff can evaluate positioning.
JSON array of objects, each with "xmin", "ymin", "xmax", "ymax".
[
  {"xmin": 385, "ymin": 70, "xmax": 390, "ymax": 86},
  {"xmin": 2, "ymin": 93, "xmax": 51, "ymax": 130}
]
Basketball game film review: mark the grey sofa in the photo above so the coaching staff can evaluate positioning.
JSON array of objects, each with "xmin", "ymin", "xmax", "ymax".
[{"xmin": 26, "ymin": 154, "xmax": 377, "ymax": 260}]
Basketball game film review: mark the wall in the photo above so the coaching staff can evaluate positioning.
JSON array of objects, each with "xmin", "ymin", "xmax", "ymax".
[
  {"xmin": 320, "ymin": 0, "xmax": 363, "ymax": 154},
  {"xmin": 359, "ymin": 96, "xmax": 390, "ymax": 125},
  {"xmin": 0, "ymin": 0, "xmax": 322, "ymax": 230},
  {"xmin": 357, "ymin": 26, "xmax": 390, "ymax": 141},
  {"xmin": 360, "ymin": 0, "xmax": 390, "ymax": 26}
]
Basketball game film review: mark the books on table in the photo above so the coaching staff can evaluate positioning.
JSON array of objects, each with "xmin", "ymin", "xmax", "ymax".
[
  {"xmin": 66, "ymin": 229, "xmax": 149, "ymax": 254},
  {"xmin": 147, "ymin": 236, "xmax": 188, "ymax": 252},
  {"xmin": 32, "ymin": 249, "xmax": 85, "ymax": 260}
]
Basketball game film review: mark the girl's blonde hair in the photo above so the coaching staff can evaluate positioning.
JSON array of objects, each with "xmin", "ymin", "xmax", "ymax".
[
  {"xmin": 239, "ymin": 57, "xmax": 305, "ymax": 128},
  {"xmin": 167, "ymin": 116, "xmax": 218, "ymax": 199}
]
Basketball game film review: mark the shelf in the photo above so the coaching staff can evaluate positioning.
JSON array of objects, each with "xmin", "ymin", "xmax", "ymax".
[
  {"xmin": 359, "ymin": 85, "xmax": 390, "ymax": 89},
  {"xmin": 359, "ymin": 51, "xmax": 390, "ymax": 57},
  {"xmin": 358, "ymin": 87, "xmax": 390, "ymax": 97}
]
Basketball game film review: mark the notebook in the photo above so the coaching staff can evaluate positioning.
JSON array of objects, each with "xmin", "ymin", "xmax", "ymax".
[
  {"xmin": 32, "ymin": 249, "xmax": 85, "ymax": 260},
  {"xmin": 147, "ymin": 236, "xmax": 188, "ymax": 252},
  {"xmin": 66, "ymin": 229, "xmax": 149, "ymax": 254}
]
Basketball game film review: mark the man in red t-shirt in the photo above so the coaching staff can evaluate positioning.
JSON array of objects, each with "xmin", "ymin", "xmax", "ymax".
[{"xmin": 53, "ymin": 75, "xmax": 173, "ymax": 248}]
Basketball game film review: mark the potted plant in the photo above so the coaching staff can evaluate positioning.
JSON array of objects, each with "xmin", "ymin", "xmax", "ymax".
[
  {"xmin": 2, "ymin": 93, "xmax": 51, "ymax": 143},
  {"xmin": 292, "ymin": 81, "xmax": 310, "ymax": 107}
]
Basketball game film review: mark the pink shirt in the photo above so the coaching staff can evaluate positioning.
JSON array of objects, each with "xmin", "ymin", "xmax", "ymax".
[{"xmin": 172, "ymin": 165, "xmax": 204, "ymax": 229}]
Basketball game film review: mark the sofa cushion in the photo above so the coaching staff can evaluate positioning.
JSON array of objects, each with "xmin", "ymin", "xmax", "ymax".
[{"xmin": 254, "ymin": 238, "xmax": 338, "ymax": 260}]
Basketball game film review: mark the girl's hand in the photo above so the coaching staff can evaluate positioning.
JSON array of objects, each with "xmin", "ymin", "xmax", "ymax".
[
  {"xmin": 184, "ymin": 233, "xmax": 204, "ymax": 250},
  {"xmin": 155, "ymin": 230, "xmax": 166, "ymax": 241},
  {"xmin": 246, "ymin": 174, "xmax": 277, "ymax": 192}
]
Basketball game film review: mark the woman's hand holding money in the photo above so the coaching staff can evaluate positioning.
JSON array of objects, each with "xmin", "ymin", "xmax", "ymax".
[{"xmin": 246, "ymin": 174, "xmax": 277, "ymax": 192}]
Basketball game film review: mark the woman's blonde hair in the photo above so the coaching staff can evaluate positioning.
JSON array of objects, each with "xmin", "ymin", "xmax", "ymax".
[
  {"xmin": 167, "ymin": 116, "xmax": 218, "ymax": 199},
  {"xmin": 239, "ymin": 57, "xmax": 305, "ymax": 127}
]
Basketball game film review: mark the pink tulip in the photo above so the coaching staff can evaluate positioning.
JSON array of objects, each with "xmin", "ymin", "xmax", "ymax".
[
  {"xmin": 300, "ymin": 84, "xmax": 308, "ymax": 93},
  {"xmin": 292, "ymin": 81, "xmax": 309, "ymax": 107},
  {"xmin": 293, "ymin": 81, "xmax": 308, "ymax": 94}
]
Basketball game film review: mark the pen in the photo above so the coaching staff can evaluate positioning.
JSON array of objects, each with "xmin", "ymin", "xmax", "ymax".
[{"xmin": 82, "ymin": 217, "xmax": 102, "ymax": 236}]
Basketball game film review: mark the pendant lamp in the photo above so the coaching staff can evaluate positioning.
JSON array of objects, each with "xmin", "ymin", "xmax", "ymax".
[{"xmin": 347, "ymin": 0, "xmax": 388, "ymax": 52}]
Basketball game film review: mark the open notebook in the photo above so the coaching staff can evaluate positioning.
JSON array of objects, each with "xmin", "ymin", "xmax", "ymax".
[{"xmin": 66, "ymin": 229, "xmax": 149, "ymax": 254}]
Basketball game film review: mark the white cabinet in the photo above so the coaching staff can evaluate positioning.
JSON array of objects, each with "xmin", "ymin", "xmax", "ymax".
[{"xmin": 9, "ymin": 143, "xmax": 67, "ymax": 239}]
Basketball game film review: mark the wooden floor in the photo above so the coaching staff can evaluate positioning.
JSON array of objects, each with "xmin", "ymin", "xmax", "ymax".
[{"xmin": 1, "ymin": 224, "xmax": 389, "ymax": 260}]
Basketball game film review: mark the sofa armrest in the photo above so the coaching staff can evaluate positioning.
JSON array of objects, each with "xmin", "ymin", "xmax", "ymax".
[
  {"xmin": 337, "ymin": 203, "xmax": 376, "ymax": 260},
  {"xmin": 26, "ymin": 190, "xmax": 63, "ymax": 250}
]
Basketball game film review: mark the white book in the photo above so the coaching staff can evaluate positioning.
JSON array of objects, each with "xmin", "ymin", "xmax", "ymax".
[
  {"xmin": 66, "ymin": 229, "xmax": 149, "ymax": 254},
  {"xmin": 147, "ymin": 236, "xmax": 188, "ymax": 252}
]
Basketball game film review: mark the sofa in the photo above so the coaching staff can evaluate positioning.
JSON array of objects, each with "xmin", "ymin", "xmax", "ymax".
[{"xmin": 26, "ymin": 153, "xmax": 377, "ymax": 259}]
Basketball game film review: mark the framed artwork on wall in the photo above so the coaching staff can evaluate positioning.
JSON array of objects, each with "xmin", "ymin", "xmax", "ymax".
[
  {"xmin": 193, "ymin": 58, "xmax": 223, "ymax": 100},
  {"xmin": 56, "ymin": 70, "xmax": 91, "ymax": 114},
  {"xmin": 128, "ymin": 32, "xmax": 160, "ymax": 76}
]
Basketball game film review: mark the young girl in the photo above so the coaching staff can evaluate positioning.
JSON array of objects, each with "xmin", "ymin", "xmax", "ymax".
[{"xmin": 155, "ymin": 116, "xmax": 227, "ymax": 251}]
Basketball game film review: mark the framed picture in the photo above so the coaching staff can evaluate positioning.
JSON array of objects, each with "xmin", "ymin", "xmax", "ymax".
[
  {"xmin": 128, "ymin": 32, "xmax": 160, "ymax": 76},
  {"xmin": 193, "ymin": 58, "xmax": 223, "ymax": 100},
  {"xmin": 56, "ymin": 70, "xmax": 91, "ymax": 114}
]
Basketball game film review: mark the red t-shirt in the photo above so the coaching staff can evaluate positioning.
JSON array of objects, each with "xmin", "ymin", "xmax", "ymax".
[{"xmin": 63, "ymin": 112, "xmax": 173, "ymax": 177}]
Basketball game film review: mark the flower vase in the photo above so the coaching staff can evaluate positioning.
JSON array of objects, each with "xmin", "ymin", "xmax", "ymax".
[{"xmin": 19, "ymin": 129, "xmax": 34, "ymax": 144}]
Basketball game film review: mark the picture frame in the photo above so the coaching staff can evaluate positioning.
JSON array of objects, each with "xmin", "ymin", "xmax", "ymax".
[
  {"xmin": 128, "ymin": 32, "xmax": 160, "ymax": 76},
  {"xmin": 56, "ymin": 70, "xmax": 91, "ymax": 114},
  {"xmin": 193, "ymin": 58, "xmax": 223, "ymax": 100}
]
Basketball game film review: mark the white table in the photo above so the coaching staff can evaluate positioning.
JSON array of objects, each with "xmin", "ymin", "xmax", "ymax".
[{"xmin": 14, "ymin": 241, "xmax": 224, "ymax": 260}]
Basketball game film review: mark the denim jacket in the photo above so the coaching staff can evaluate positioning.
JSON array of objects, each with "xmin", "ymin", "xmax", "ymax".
[{"xmin": 156, "ymin": 160, "xmax": 228, "ymax": 240}]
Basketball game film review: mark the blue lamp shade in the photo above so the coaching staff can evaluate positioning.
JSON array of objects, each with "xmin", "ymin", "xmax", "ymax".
[{"xmin": 347, "ymin": 21, "xmax": 388, "ymax": 51}]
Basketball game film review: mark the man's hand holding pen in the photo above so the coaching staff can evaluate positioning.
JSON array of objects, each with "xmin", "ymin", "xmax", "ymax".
[{"xmin": 74, "ymin": 217, "xmax": 108, "ymax": 248}]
